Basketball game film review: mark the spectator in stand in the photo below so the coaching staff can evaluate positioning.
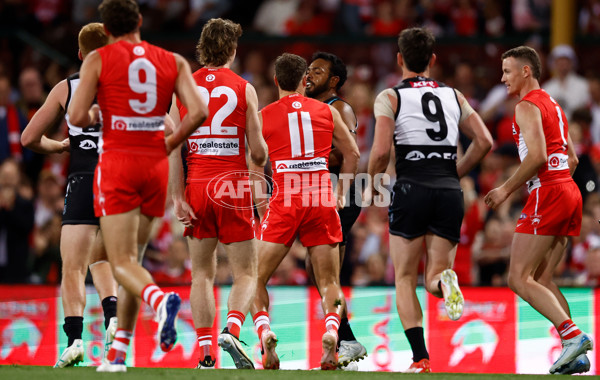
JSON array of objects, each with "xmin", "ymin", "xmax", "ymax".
[
  {"xmin": 152, "ymin": 237, "xmax": 192, "ymax": 286},
  {"xmin": 0, "ymin": 75, "xmax": 28, "ymax": 164},
  {"xmin": 253, "ymin": 0, "xmax": 300, "ymax": 36},
  {"xmin": 0, "ymin": 159, "xmax": 34, "ymax": 283},
  {"xmin": 471, "ymin": 214, "xmax": 511, "ymax": 286},
  {"xmin": 285, "ymin": 0, "xmax": 332, "ymax": 35},
  {"xmin": 184, "ymin": 0, "xmax": 232, "ymax": 31},
  {"xmin": 368, "ymin": 0, "xmax": 404, "ymax": 37},
  {"xmin": 588, "ymin": 76, "xmax": 600, "ymax": 144},
  {"xmin": 33, "ymin": 169, "xmax": 63, "ymax": 229},
  {"xmin": 542, "ymin": 44, "xmax": 590, "ymax": 121},
  {"xmin": 578, "ymin": 0, "xmax": 600, "ymax": 35},
  {"xmin": 451, "ymin": 0, "xmax": 478, "ymax": 36},
  {"xmin": 30, "ymin": 210, "xmax": 62, "ymax": 284},
  {"xmin": 17, "ymin": 67, "xmax": 46, "ymax": 121}
]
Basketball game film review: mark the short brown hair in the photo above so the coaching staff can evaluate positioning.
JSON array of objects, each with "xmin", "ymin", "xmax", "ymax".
[
  {"xmin": 196, "ymin": 18, "xmax": 242, "ymax": 67},
  {"xmin": 98, "ymin": 0, "xmax": 140, "ymax": 37},
  {"xmin": 78, "ymin": 23, "xmax": 108, "ymax": 57},
  {"xmin": 275, "ymin": 53, "xmax": 307, "ymax": 92},
  {"xmin": 398, "ymin": 27, "xmax": 435, "ymax": 73},
  {"xmin": 502, "ymin": 46, "xmax": 542, "ymax": 80}
]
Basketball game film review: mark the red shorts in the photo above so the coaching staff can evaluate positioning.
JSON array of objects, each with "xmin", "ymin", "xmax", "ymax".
[
  {"xmin": 183, "ymin": 178, "xmax": 255, "ymax": 244},
  {"xmin": 259, "ymin": 193, "xmax": 342, "ymax": 247},
  {"xmin": 515, "ymin": 180, "xmax": 582, "ymax": 236},
  {"xmin": 94, "ymin": 151, "xmax": 168, "ymax": 217}
]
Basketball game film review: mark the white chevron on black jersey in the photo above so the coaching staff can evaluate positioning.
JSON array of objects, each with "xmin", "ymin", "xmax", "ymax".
[{"xmin": 65, "ymin": 73, "xmax": 100, "ymax": 175}]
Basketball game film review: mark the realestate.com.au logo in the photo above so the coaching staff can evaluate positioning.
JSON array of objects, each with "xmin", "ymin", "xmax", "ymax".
[{"xmin": 206, "ymin": 171, "xmax": 391, "ymax": 210}]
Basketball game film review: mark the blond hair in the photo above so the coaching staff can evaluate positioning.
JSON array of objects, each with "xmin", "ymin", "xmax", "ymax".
[{"xmin": 78, "ymin": 23, "xmax": 108, "ymax": 58}]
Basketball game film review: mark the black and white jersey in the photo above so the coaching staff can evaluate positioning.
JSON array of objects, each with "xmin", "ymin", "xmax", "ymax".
[
  {"xmin": 392, "ymin": 76, "xmax": 461, "ymax": 189},
  {"xmin": 65, "ymin": 72, "xmax": 100, "ymax": 175}
]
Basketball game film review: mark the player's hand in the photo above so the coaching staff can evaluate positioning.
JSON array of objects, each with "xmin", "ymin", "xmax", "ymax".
[
  {"xmin": 484, "ymin": 186, "xmax": 509, "ymax": 210},
  {"xmin": 173, "ymin": 198, "xmax": 196, "ymax": 228},
  {"xmin": 60, "ymin": 138, "xmax": 70, "ymax": 153},
  {"xmin": 89, "ymin": 104, "xmax": 101, "ymax": 125},
  {"xmin": 335, "ymin": 191, "xmax": 346, "ymax": 210},
  {"xmin": 165, "ymin": 136, "xmax": 177, "ymax": 156}
]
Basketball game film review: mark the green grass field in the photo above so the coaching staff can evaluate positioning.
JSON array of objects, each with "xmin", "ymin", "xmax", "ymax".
[{"xmin": 2, "ymin": 366, "xmax": 598, "ymax": 380}]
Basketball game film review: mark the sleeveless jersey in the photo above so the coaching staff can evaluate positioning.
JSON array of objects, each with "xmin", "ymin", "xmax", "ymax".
[
  {"xmin": 513, "ymin": 89, "xmax": 571, "ymax": 192},
  {"xmin": 392, "ymin": 77, "xmax": 462, "ymax": 189},
  {"xmin": 96, "ymin": 40, "xmax": 177, "ymax": 156},
  {"xmin": 65, "ymin": 72, "xmax": 99, "ymax": 174},
  {"xmin": 324, "ymin": 96, "xmax": 357, "ymax": 177},
  {"xmin": 177, "ymin": 67, "xmax": 248, "ymax": 180},
  {"xmin": 261, "ymin": 94, "xmax": 334, "ymax": 191}
]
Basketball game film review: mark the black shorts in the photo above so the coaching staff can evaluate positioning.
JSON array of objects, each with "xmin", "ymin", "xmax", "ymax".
[
  {"xmin": 62, "ymin": 173, "xmax": 99, "ymax": 226},
  {"xmin": 337, "ymin": 181, "xmax": 362, "ymax": 246},
  {"xmin": 388, "ymin": 181, "xmax": 463, "ymax": 243}
]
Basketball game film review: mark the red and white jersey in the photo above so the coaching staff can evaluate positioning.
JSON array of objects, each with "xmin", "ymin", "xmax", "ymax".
[
  {"xmin": 178, "ymin": 67, "xmax": 248, "ymax": 180},
  {"xmin": 261, "ymin": 93, "xmax": 334, "ymax": 191},
  {"xmin": 513, "ymin": 89, "xmax": 572, "ymax": 192},
  {"xmin": 96, "ymin": 40, "xmax": 177, "ymax": 156}
]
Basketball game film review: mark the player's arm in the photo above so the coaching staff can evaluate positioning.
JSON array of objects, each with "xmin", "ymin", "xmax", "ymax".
[
  {"xmin": 250, "ymin": 111, "xmax": 269, "ymax": 220},
  {"xmin": 455, "ymin": 89, "xmax": 493, "ymax": 178},
  {"xmin": 566, "ymin": 132, "xmax": 578, "ymax": 177},
  {"xmin": 329, "ymin": 100, "xmax": 357, "ymax": 167},
  {"xmin": 485, "ymin": 101, "xmax": 546, "ymax": 209},
  {"xmin": 67, "ymin": 50, "xmax": 101, "ymax": 127},
  {"xmin": 367, "ymin": 89, "xmax": 395, "ymax": 201},
  {"xmin": 167, "ymin": 98, "xmax": 195, "ymax": 228},
  {"xmin": 245, "ymin": 83, "xmax": 268, "ymax": 167},
  {"xmin": 331, "ymin": 105, "xmax": 359, "ymax": 210},
  {"xmin": 21, "ymin": 79, "xmax": 69, "ymax": 154},
  {"xmin": 166, "ymin": 54, "xmax": 208, "ymax": 155}
]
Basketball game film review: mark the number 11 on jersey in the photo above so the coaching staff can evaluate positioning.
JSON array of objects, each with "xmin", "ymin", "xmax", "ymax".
[{"xmin": 288, "ymin": 111, "xmax": 314, "ymax": 158}]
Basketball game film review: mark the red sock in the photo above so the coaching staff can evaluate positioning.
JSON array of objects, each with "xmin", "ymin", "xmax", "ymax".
[
  {"xmin": 325, "ymin": 312, "xmax": 340, "ymax": 338},
  {"xmin": 141, "ymin": 284, "xmax": 164, "ymax": 314},
  {"xmin": 253, "ymin": 311, "xmax": 271, "ymax": 340},
  {"xmin": 226, "ymin": 310, "xmax": 246, "ymax": 338},
  {"xmin": 107, "ymin": 329, "xmax": 132, "ymax": 362},
  {"xmin": 196, "ymin": 327, "xmax": 214, "ymax": 358},
  {"xmin": 558, "ymin": 319, "xmax": 582, "ymax": 340}
]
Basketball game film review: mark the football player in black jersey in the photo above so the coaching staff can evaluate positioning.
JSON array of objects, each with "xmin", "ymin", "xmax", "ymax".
[
  {"xmin": 21, "ymin": 23, "xmax": 118, "ymax": 368},
  {"xmin": 367, "ymin": 28, "xmax": 492, "ymax": 373},
  {"xmin": 306, "ymin": 52, "xmax": 366, "ymax": 369}
]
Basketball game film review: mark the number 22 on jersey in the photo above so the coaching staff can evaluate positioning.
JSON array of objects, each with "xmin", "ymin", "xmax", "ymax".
[{"xmin": 196, "ymin": 85, "xmax": 238, "ymax": 135}]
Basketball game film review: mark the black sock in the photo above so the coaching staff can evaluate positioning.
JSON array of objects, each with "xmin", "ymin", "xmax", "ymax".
[
  {"xmin": 63, "ymin": 316, "xmax": 83, "ymax": 346},
  {"xmin": 338, "ymin": 317, "xmax": 357, "ymax": 342},
  {"xmin": 405, "ymin": 327, "xmax": 429, "ymax": 362},
  {"xmin": 101, "ymin": 296, "xmax": 117, "ymax": 330}
]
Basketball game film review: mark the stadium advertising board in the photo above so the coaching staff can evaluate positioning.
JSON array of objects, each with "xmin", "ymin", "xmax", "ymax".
[{"xmin": 0, "ymin": 285, "xmax": 595, "ymax": 374}]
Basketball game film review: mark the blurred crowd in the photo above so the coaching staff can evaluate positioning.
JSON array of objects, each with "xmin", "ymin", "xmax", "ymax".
[{"xmin": 1, "ymin": 0, "xmax": 600, "ymax": 287}]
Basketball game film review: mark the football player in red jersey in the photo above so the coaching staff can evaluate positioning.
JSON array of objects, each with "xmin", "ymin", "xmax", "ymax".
[
  {"xmin": 250, "ymin": 53, "xmax": 359, "ymax": 370},
  {"xmin": 21, "ymin": 22, "xmax": 118, "ymax": 368},
  {"xmin": 305, "ymin": 51, "xmax": 366, "ymax": 368},
  {"xmin": 485, "ymin": 46, "xmax": 591, "ymax": 375},
  {"xmin": 168, "ymin": 18, "xmax": 267, "ymax": 369},
  {"xmin": 67, "ymin": 0, "xmax": 208, "ymax": 372}
]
